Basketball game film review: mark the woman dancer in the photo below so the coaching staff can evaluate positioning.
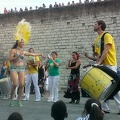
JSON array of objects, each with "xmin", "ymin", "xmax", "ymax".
[
  {"xmin": 64, "ymin": 52, "xmax": 81, "ymax": 103},
  {"xmin": 9, "ymin": 39, "xmax": 43, "ymax": 106}
]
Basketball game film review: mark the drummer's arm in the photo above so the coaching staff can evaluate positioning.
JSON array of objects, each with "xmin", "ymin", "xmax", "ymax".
[
  {"xmin": 66, "ymin": 59, "xmax": 81, "ymax": 69},
  {"xmin": 87, "ymin": 55, "xmax": 97, "ymax": 61},
  {"xmin": 97, "ymin": 44, "xmax": 111, "ymax": 65},
  {"xmin": 85, "ymin": 52, "xmax": 96, "ymax": 61}
]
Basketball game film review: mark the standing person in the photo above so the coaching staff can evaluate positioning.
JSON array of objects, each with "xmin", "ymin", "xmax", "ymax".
[
  {"xmin": 9, "ymin": 40, "xmax": 43, "ymax": 106},
  {"xmin": 76, "ymin": 98, "xmax": 104, "ymax": 120},
  {"xmin": 38, "ymin": 60, "xmax": 46, "ymax": 97},
  {"xmin": 0, "ymin": 60, "xmax": 7, "ymax": 79},
  {"xmin": 64, "ymin": 52, "xmax": 81, "ymax": 104},
  {"xmin": 23, "ymin": 48, "xmax": 42, "ymax": 102},
  {"xmin": 93, "ymin": 20, "xmax": 120, "ymax": 114},
  {"xmin": 46, "ymin": 52, "xmax": 60, "ymax": 102}
]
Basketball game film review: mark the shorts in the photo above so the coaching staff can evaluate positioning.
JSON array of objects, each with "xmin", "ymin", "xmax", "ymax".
[{"xmin": 10, "ymin": 65, "xmax": 25, "ymax": 73}]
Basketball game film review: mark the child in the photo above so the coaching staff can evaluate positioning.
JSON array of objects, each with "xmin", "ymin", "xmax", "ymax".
[
  {"xmin": 76, "ymin": 98, "xmax": 104, "ymax": 120},
  {"xmin": 51, "ymin": 100, "xmax": 68, "ymax": 120}
]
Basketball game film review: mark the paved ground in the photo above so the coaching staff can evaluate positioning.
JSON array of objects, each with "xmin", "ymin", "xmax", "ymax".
[{"xmin": 0, "ymin": 92, "xmax": 120, "ymax": 120}]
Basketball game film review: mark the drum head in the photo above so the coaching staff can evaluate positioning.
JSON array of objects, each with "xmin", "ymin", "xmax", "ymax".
[
  {"xmin": 80, "ymin": 67, "xmax": 118, "ymax": 102},
  {"xmin": 0, "ymin": 77, "xmax": 11, "ymax": 95}
]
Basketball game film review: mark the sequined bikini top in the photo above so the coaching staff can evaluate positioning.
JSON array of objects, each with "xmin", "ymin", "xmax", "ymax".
[{"xmin": 14, "ymin": 50, "xmax": 25, "ymax": 62}]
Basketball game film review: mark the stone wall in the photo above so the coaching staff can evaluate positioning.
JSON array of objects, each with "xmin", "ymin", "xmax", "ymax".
[{"xmin": 0, "ymin": 0, "xmax": 120, "ymax": 87}]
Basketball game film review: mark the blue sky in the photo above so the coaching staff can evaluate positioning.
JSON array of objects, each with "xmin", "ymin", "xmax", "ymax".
[{"xmin": 0, "ymin": 0, "xmax": 98, "ymax": 13}]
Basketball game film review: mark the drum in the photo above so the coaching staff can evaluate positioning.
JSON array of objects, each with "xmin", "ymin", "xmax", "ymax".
[
  {"xmin": 0, "ymin": 77, "xmax": 11, "ymax": 95},
  {"xmin": 80, "ymin": 67, "xmax": 118, "ymax": 101}
]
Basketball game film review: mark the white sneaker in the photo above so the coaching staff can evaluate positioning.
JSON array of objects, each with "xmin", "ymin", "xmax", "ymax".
[
  {"xmin": 2, "ymin": 96, "xmax": 8, "ymax": 99},
  {"xmin": 13, "ymin": 97, "xmax": 17, "ymax": 100},
  {"xmin": 47, "ymin": 98, "xmax": 53, "ymax": 102},
  {"xmin": 35, "ymin": 99, "xmax": 40, "ymax": 102},
  {"xmin": 47, "ymin": 97, "xmax": 51, "ymax": 100},
  {"xmin": 53, "ymin": 99, "xmax": 58, "ymax": 103},
  {"xmin": 22, "ymin": 97, "xmax": 29, "ymax": 101}
]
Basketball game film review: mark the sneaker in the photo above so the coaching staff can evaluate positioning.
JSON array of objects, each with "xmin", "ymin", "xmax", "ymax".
[
  {"xmin": 53, "ymin": 99, "xmax": 58, "ymax": 103},
  {"xmin": 17, "ymin": 101, "xmax": 23, "ymax": 107},
  {"xmin": 13, "ymin": 97, "xmax": 17, "ymax": 100},
  {"xmin": 47, "ymin": 98, "xmax": 53, "ymax": 102},
  {"xmin": 35, "ymin": 99, "xmax": 40, "ymax": 102},
  {"xmin": 47, "ymin": 97, "xmax": 51, "ymax": 100},
  {"xmin": 9, "ymin": 100, "xmax": 14, "ymax": 107},
  {"xmin": 22, "ymin": 97, "xmax": 29, "ymax": 101},
  {"xmin": 2, "ymin": 96, "xmax": 8, "ymax": 100}
]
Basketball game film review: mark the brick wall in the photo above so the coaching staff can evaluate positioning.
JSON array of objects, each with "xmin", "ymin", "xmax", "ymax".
[{"xmin": 0, "ymin": 0, "xmax": 120, "ymax": 87}]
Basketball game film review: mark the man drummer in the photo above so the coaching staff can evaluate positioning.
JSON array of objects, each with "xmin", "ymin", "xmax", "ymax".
[{"xmin": 93, "ymin": 20, "xmax": 120, "ymax": 114}]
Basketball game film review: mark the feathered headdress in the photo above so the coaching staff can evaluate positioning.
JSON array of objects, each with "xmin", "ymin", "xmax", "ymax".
[{"xmin": 14, "ymin": 19, "xmax": 31, "ymax": 44}]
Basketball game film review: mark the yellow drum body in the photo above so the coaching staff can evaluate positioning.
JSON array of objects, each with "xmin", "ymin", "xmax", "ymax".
[
  {"xmin": 80, "ymin": 67, "xmax": 118, "ymax": 101},
  {"xmin": 0, "ymin": 77, "xmax": 11, "ymax": 95}
]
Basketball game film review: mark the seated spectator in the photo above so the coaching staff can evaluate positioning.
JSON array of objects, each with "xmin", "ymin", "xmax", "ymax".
[
  {"xmin": 42, "ymin": 4, "xmax": 46, "ymax": 9},
  {"xmin": 35, "ymin": 6, "xmax": 38, "ymax": 10},
  {"xmin": 25, "ymin": 7, "xmax": 28, "ymax": 11},
  {"xmin": 8, "ymin": 112, "xmax": 23, "ymax": 120},
  {"xmin": 79, "ymin": 0, "xmax": 82, "ymax": 4},
  {"xmin": 29, "ymin": 7, "xmax": 32, "ymax": 11},
  {"xmin": 62, "ymin": 3, "xmax": 64, "ymax": 6},
  {"xmin": 67, "ymin": 2, "xmax": 71, "ymax": 6},
  {"xmin": 49, "ymin": 4, "xmax": 52, "ymax": 8},
  {"xmin": 54, "ymin": 2, "xmax": 58, "ymax": 8},
  {"xmin": 71, "ymin": 1, "xmax": 75, "ymax": 5},
  {"xmin": 4, "ymin": 8, "xmax": 8, "ymax": 14},
  {"xmin": 76, "ymin": 98, "xmax": 104, "ymax": 120},
  {"xmin": 11, "ymin": 9, "xmax": 14, "ymax": 13},
  {"xmin": 58, "ymin": 3, "xmax": 62, "ymax": 7},
  {"xmin": 51, "ymin": 101, "xmax": 68, "ymax": 120},
  {"xmin": 85, "ymin": 0, "xmax": 89, "ymax": 4},
  {"xmin": 90, "ymin": 0, "xmax": 94, "ymax": 3},
  {"xmin": 0, "ymin": 60, "xmax": 7, "ymax": 79},
  {"xmin": 19, "ymin": 8, "xmax": 23, "ymax": 12},
  {"xmin": 97, "ymin": 0, "xmax": 101, "ymax": 2},
  {"xmin": 14, "ymin": 7, "xmax": 18, "ymax": 13}
]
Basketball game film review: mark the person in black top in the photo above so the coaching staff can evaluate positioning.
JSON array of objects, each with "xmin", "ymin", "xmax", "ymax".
[
  {"xmin": 64, "ymin": 52, "xmax": 81, "ymax": 103},
  {"xmin": 38, "ymin": 60, "xmax": 45, "ymax": 97}
]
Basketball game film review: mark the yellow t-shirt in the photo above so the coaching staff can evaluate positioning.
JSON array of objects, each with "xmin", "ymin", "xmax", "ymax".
[
  {"xmin": 94, "ymin": 32, "xmax": 117, "ymax": 66},
  {"xmin": 6, "ymin": 61, "xmax": 10, "ymax": 69},
  {"xmin": 28, "ymin": 56, "xmax": 40, "ymax": 74}
]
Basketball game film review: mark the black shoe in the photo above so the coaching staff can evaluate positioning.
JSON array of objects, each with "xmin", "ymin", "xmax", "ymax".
[
  {"xmin": 69, "ymin": 101, "xmax": 75, "ymax": 103},
  {"xmin": 76, "ymin": 100, "xmax": 80, "ymax": 104},
  {"xmin": 103, "ymin": 111, "xmax": 110, "ymax": 113},
  {"xmin": 118, "ymin": 110, "xmax": 120, "ymax": 115}
]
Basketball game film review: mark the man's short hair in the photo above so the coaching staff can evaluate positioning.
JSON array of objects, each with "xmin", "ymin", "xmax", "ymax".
[
  {"xmin": 51, "ymin": 101, "xmax": 68, "ymax": 120},
  {"xmin": 97, "ymin": 20, "xmax": 106, "ymax": 31}
]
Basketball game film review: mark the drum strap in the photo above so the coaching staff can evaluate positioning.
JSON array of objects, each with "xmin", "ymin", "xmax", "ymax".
[{"xmin": 100, "ymin": 32, "xmax": 108, "ymax": 56}]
